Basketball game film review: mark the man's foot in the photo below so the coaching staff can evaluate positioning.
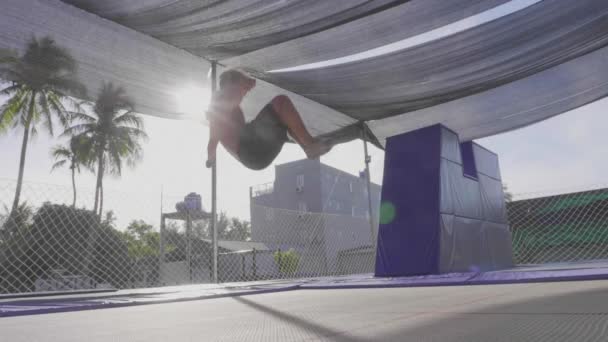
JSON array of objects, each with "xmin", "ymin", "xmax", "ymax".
[{"xmin": 304, "ymin": 140, "xmax": 332, "ymax": 159}]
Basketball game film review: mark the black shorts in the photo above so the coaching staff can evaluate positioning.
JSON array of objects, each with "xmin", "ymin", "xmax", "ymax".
[{"xmin": 238, "ymin": 104, "xmax": 288, "ymax": 170}]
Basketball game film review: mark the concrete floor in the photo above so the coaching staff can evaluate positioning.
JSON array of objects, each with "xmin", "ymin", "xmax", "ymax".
[{"xmin": 2, "ymin": 280, "xmax": 608, "ymax": 341}]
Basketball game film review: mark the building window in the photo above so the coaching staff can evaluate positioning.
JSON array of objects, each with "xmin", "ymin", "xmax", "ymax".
[
  {"xmin": 297, "ymin": 174, "xmax": 304, "ymax": 188},
  {"xmin": 352, "ymin": 206, "xmax": 356, "ymax": 217},
  {"xmin": 336, "ymin": 201, "xmax": 341, "ymax": 210},
  {"xmin": 298, "ymin": 201, "xmax": 307, "ymax": 213},
  {"xmin": 349, "ymin": 181, "xmax": 353, "ymax": 193}
]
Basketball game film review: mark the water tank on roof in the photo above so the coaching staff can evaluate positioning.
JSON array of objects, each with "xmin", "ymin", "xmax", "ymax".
[
  {"xmin": 176, "ymin": 192, "xmax": 202, "ymax": 212},
  {"xmin": 185, "ymin": 192, "xmax": 202, "ymax": 211}
]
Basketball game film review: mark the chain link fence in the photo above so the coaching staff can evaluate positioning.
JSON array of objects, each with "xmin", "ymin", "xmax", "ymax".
[
  {"xmin": 509, "ymin": 186, "xmax": 608, "ymax": 264},
  {"xmin": 0, "ymin": 179, "xmax": 165, "ymax": 294},
  {"xmin": 3, "ymin": 178, "xmax": 608, "ymax": 295}
]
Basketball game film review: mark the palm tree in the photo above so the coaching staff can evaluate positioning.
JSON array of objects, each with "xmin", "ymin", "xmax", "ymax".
[
  {"xmin": 65, "ymin": 83, "xmax": 147, "ymax": 216},
  {"xmin": 0, "ymin": 37, "xmax": 86, "ymax": 213},
  {"xmin": 1, "ymin": 201, "xmax": 33, "ymax": 244},
  {"xmin": 50, "ymin": 136, "xmax": 89, "ymax": 207}
]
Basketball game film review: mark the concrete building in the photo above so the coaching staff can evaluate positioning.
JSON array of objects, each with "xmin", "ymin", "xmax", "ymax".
[{"xmin": 250, "ymin": 159, "xmax": 381, "ymax": 275}]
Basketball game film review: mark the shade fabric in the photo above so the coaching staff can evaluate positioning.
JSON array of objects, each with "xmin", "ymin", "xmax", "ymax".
[
  {"xmin": 0, "ymin": 0, "xmax": 210, "ymax": 119},
  {"xmin": 1, "ymin": 0, "xmax": 608, "ymax": 145},
  {"xmin": 262, "ymin": 0, "xmax": 608, "ymax": 121},
  {"xmin": 0, "ymin": 0, "xmax": 354, "ymax": 137},
  {"xmin": 223, "ymin": 0, "xmax": 511, "ymax": 72},
  {"xmin": 61, "ymin": 0, "xmax": 406, "ymax": 60},
  {"xmin": 369, "ymin": 43, "xmax": 608, "ymax": 142}
]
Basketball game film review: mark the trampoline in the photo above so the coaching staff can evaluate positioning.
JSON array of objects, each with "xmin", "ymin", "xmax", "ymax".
[
  {"xmin": 2, "ymin": 270, "xmax": 608, "ymax": 341},
  {"xmin": 2, "ymin": 261, "xmax": 608, "ymax": 341},
  {"xmin": 3, "ymin": 0, "xmax": 608, "ymax": 340}
]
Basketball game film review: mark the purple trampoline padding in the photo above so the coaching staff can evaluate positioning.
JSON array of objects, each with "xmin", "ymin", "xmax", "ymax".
[
  {"xmin": 4, "ymin": 261, "xmax": 608, "ymax": 318},
  {"xmin": 0, "ymin": 288, "xmax": 116, "ymax": 300},
  {"xmin": 375, "ymin": 125, "xmax": 442, "ymax": 276},
  {"xmin": 0, "ymin": 283, "xmax": 300, "ymax": 318},
  {"xmin": 301, "ymin": 264, "xmax": 608, "ymax": 289}
]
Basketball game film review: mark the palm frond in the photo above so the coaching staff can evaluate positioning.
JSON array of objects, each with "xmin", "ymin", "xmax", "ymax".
[
  {"xmin": 51, "ymin": 144, "xmax": 71, "ymax": 156},
  {"xmin": 11, "ymin": 116, "xmax": 21, "ymax": 129},
  {"xmin": 24, "ymin": 91, "xmax": 37, "ymax": 126},
  {"xmin": 121, "ymin": 126, "xmax": 148, "ymax": 142},
  {"xmin": 95, "ymin": 83, "xmax": 134, "ymax": 114},
  {"xmin": 48, "ymin": 93, "xmax": 71, "ymax": 128},
  {"xmin": 113, "ymin": 111, "xmax": 144, "ymax": 129},
  {"xmin": 63, "ymin": 97, "xmax": 89, "ymax": 117},
  {"xmin": 61, "ymin": 83, "xmax": 148, "ymax": 182},
  {"xmin": 2, "ymin": 37, "xmax": 83, "ymax": 134},
  {"xmin": 70, "ymin": 135, "xmax": 94, "ymax": 164},
  {"xmin": 29, "ymin": 124, "xmax": 38, "ymax": 138},
  {"xmin": 0, "ymin": 84, "xmax": 22, "ymax": 96},
  {"xmin": 67, "ymin": 111, "xmax": 97, "ymax": 124},
  {"xmin": 108, "ymin": 146, "xmax": 123, "ymax": 176},
  {"xmin": 38, "ymin": 93, "xmax": 55, "ymax": 136},
  {"xmin": 74, "ymin": 133, "xmax": 98, "ymax": 167},
  {"xmin": 51, "ymin": 159, "xmax": 68, "ymax": 171},
  {"xmin": 0, "ymin": 87, "xmax": 29, "ymax": 133},
  {"xmin": 25, "ymin": 92, "xmax": 41, "ymax": 139},
  {"xmin": 62, "ymin": 121, "xmax": 96, "ymax": 135}
]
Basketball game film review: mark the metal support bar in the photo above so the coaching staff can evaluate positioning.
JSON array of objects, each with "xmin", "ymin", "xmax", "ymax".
[
  {"xmin": 252, "ymin": 248, "xmax": 257, "ymax": 278},
  {"xmin": 363, "ymin": 134, "xmax": 376, "ymax": 248},
  {"xmin": 210, "ymin": 61, "xmax": 218, "ymax": 283},
  {"xmin": 160, "ymin": 214, "xmax": 165, "ymax": 265},
  {"xmin": 159, "ymin": 188, "xmax": 165, "ymax": 268},
  {"xmin": 186, "ymin": 213, "xmax": 192, "ymax": 282}
]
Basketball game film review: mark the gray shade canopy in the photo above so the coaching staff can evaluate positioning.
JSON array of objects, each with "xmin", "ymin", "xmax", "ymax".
[
  {"xmin": 262, "ymin": 0, "xmax": 608, "ymax": 120},
  {"xmin": 1, "ymin": 0, "xmax": 608, "ymax": 145},
  {"xmin": 62, "ymin": 0, "xmax": 406, "ymax": 60}
]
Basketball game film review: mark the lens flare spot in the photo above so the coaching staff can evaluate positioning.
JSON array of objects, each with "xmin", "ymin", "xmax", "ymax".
[{"xmin": 379, "ymin": 202, "xmax": 396, "ymax": 224}]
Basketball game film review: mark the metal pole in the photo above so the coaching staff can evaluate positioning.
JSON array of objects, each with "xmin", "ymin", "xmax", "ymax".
[
  {"xmin": 242, "ymin": 254, "xmax": 245, "ymax": 280},
  {"xmin": 187, "ymin": 212, "xmax": 192, "ymax": 282},
  {"xmin": 252, "ymin": 248, "xmax": 257, "ymax": 279},
  {"xmin": 363, "ymin": 132, "xmax": 376, "ymax": 248},
  {"xmin": 160, "ymin": 215, "xmax": 165, "ymax": 264},
  {"xmin": 160, "ymin": 187, "xmax": 165, "ymax": 266},
  {"xmin": 277, "ymin": 248, "xmax": 282, "ymax": 275},
  {"xmin": 210, "ymin": 61, "xmax": 219, "ymax": 283}
]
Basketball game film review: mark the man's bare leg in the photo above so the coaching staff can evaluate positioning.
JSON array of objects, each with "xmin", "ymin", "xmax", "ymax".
[{"xmin": 271, "ymin": 95, "xmax": 330, "ymax": 158}]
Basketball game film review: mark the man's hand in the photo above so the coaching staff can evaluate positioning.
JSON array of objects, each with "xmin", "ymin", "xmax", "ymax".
[{"xmin": 205, "ymin": 159, "xmax": 215, "ymax": 168}]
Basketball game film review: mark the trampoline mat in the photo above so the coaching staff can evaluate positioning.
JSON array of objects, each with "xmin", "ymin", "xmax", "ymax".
[
  {"xmin": 2, "ymin": 260, "xmax": 608, "ymax": 320},
  {"xmin": 2, "ymin": 279, "xmax": 608, "ymax": 341}
]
